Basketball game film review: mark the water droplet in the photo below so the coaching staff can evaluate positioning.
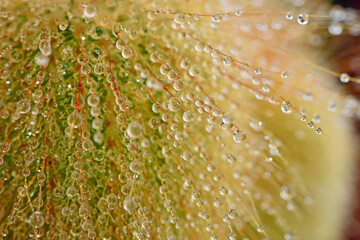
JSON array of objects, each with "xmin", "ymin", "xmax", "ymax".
[
  {"xmin": 82, "ymin": 138, "xmax": 94, "ymax": 151},
  {"xmin": 7, "ymin": 215, "xmax": 16, "ymax": 224},
  {"xmin": 172, "ymin": 80, "xmax": 184, "ymax": 92},
  {"xmin": 18, "ymin": 99, "xmax": 31, "ymax": 114},
  {"xmin": 181, "ymin": 151, "xmax": 192, "ymax": 161},
  {"xmin": 223, "ymin": 55, "xmax": 234, "ymax": 66},
  {"xmin": 254, "ymin": 66, "xmax": 262, "ymax": 75},
  {"xmin": 30, "ymin": 211, "xmax": 44, "ymax": 228},
  {"xmin": 191, "ymin": 191, "xmax": 200, "ymax": 200},
  {"xmin": 212, "ymin": 13, "xmax": 223, "ymax": 22},
  {"xmin": 160, "ymin": 64, "xmax": 171, "ymax": 75},
  {"xmin": 59, "ymin": 21, "xmax": 68, "ymax": 31},
  {"xmin": 229, "ymin": 232, "xmax": 237, "ymax": 240},
  {"xmin": 183, "ymin": 111, "xmax": 194, "ymax": 122},
  {"xmin": 211, "ymin": 49, "xmax": 220, "ymax": 58},
  {"xmin": 174, "ymin": 13, "xmax": 185, "ymax": 24},
  {"xmin": 180, "ymin": 58, "xmax": 190, "ymax": 69},
  {"xmin": 286, "ymin": 12, "xmax": 294, "ymax": 20},
  {"xmin": 210, "ymin": 233, "xmax": 218, "ymax": 240},
  {"xmin": 220, "ymin": 186, "xmax": 228, "ymax": 196},
  {"xmin": 315, "ymin": 127, "xmax": 322, "ymax": 134},
  {"xmin": 66, "ymin": 186, "xmax": 77, "ymax": 198},
  {"xmin": 297, "ymin": 14, "xmax": 309, "ymax": 25},
  {"xmin": 228, "ymin": 209, "xmax": 238, "ymax": 219},
  {"xmin": 328, "ymin": 101, "xmax": 336, "ymax": 112},
  {"xmin": 130, "ymin": 161, "xmax": 141, "ymax": 174},
  {"xmin": 233, "ymin": 130, "xmax": 246, "ymax": 143},
  {"xmin": 83, "ymin": 6, "xmax": 97, "ymax": 18},
  {"xmin": 235, "ymin": 9, "xmax": 243, "ymax": 16},
  {"xmin": 281, "ymin": 101, "xmax": 292, "ymax": 113},
  {"xmin": 340, "ymin": 73, "xmax": 350, "ymax": 83},
  {"xmin": 189, "ymin": 65, "xmax": 200, "ymax": 77},
  {"xmin": 123, "ymin": 197, "xmax": 136, "ymax": 212},
  {"xmin": 168, "ymin": 97, "xmax": 181, "ymax": 112},
  {"xmin": 222, "ymin": 113, "xmax": 233, "ymax": 124},
  {"xmin": 126, "ymin": 121, "xmax": 142, "ymax": 138},
  {"xmin": 257, "ymin": 225, "xmax": 264, "ymax": 233},
  {"xmin": 122, "ymin": 48, "xmax": 133, "ymax": 59},
  {"xmin": 67, "ymin": 111, "xmax": 83, "ymax": 128},
  {"xmin": 116, "ymin": 39, "xmax": 125, "ymax": 51},
  {"xmin": 39, "ymin": 40, "xmax": 52, "ymax": 56},
  {"xmin": 87, "ymin": 94, "xmax": 100, "ymax": 107},
  {"xmin": 35, "ymin": 53, "xmax": 49, "ymax": 66},
  {"xmin": 280, "ymin": 185, "xmax": 294, "ymax": 201},
  {"xmin": 328, "ymin": 22, "xmax": 343, "ymax": 35},
  {"xmin": 167, "ymin": 70, "xmax": 177, "ymax": 81},
  {"xmin": 227, "ymin": 154, "xmax": 236, "ymax": 164},
  {"xmin": 281, "ymin": 70, "xmax": 289, "ymax": 79},
  {"xmin": 195, "ymin": 42, "xmax": 205, "ymax": 52}
]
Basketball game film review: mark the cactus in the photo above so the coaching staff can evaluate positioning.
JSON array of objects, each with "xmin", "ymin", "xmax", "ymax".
[{"xmin": 0, "ymin": 0, "xmax": 358, "ymax": 239}]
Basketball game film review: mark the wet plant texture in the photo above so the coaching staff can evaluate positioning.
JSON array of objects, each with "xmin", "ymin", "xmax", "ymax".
[{"xmin": 0, "ymin": 0, "xmax": 359, "ymax": 240}]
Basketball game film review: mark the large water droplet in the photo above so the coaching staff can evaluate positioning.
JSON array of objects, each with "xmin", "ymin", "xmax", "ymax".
[
  {"xmin": 30, "ymin": 211, "xmax": 44, "ymax": 228},
  {"xmin": 127, "ymin": 121, "xmax": 142, "ymax": 138}
]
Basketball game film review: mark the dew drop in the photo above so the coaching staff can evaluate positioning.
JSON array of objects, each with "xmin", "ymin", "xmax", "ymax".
[
  {"xmin": 182, "ymin": 151, "xmax": 192, "ymax": 161},
  {"xmin": 59, "ymin": 21, "xmax": 68, "ymax": 31},
  {"xmin": 160, "ymin": 64, "xmax": 171, "ymax": 75},
  {"xmin": 30, "ymin": 212, "xmax": 44, "ymax": 228},
  {"xmin": 257, "ymin": 225, "xmax": 264, "ymax": 233},
  {"xmin": 123, "ymin": 197, "xmax": 136, "ymax": 213},
  {"xmin": 212, "ymin": 13, "xmax": 223, "ymax": 22},
  {"xmin": 191, "ymin": 191, "xmax": 200, "ymax": 200},
  {"xmin": 116, "ymin": 39, "xmax": 125, "ymax": 51},
  {"xmin": 229, "ymin": 232, "xmax": 237, "ymax": 240},
  {"xmin": 286, "ymin": 12, "xmax": 294, "ymax": 20},
  {"xmin": 340, "ymin": 73, "xmax": 350, "ymax": 83},
  {"xmin": 18, "ymin": 99, "xmax": 31, "ymax": 114},
  {"xmin": 174, "ymin": 13, "xmax": 185, "ymax": 24},
  {"xmin": 87, "ymin": 94, "xmax": 100, "ymax": 107},
  {"xmin": 66, "ymin": 186, "xmax": 77, "ymax": 198},
  {"xmin": 228, "ymin": 209, "xmax": 238, "ymax": 219},
  {"xmin": 222, "ymin": 113, "xmax": 233, "ymax": 124},
  {"xmin": 121, "ymin": 48, "xmax": 133, "ymax": 59},
  {"xmin": 223, "ymin": 55, "xmax": 234, "ymax": 66},
  {"xmin": 233, "ymin": 129, "xmax": 246, "ymax": 143},
  {"xmin": 281, "ymin": 101, "xmax": 292, "ymax": 114},
  {"xmin": 168, "ymin": 97, "xmax": 181, "ymax": 112},
  {"xmin": 7, "ymin": 215, "xmax": 16, "ymax": 224},
  {"xmin": 173, "ymin": 80, "xmax": 185, "ymax": 91},
  {"xmin": 281, "ymin": 71, "xmax": 289, "ymax": 79},
  {"xmin": 235, "ymin": 9, "xmax": 243, "ymax": 16},
  {"xmin": 220, "ymin": 186, "xmax": 228, "ymax": 196},
  {"xmin": 83, "ymin": 6, "xmax": 97, "ymax": 18},
  {"xmin": 315, "ymin": 127, "xmax": 322, "ymax": 134},
  {"xmin": 254, "ymin": 66, "xmax": 262, "ymax": 75},
  {"xmin": 130, "ymin": 161, "xmax": 141, "ymax": 174},
  {"xmin": 183, "ymin": 111, "xmax": 194, "ymax": 122},
  {"xmin": 126, "ymin": 121, "xmax": 142, "ymax": 138},
  {"xmin": 39, "ymin": 40, "xmax": 52, "ymax": 56},
  {"xmin": 35, "ymin": 53, "xmax": 49, "ymax": 66},
  {"xmin": 82, "ymin": 138, "xmax": 94, "ymax": 151},
  {"xmin": 227, "ymin": 154, "xmax": 236, "ymax": 164},
  {"xmin": 67, "ymin": 111, "xmax": 83, "ymax": 128},
  {"xmin": 297, "ymin": 14, "xmax": 309, "ymax": 25},
  {"xmin": 189, "ymin": 65, "xmax": 200, "ymax": 77},
  {"xmin": 328, "ymin": 22, "xmax": 343, "ymax": 36}
]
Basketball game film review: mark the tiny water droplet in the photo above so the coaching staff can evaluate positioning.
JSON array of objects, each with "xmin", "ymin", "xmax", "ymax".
[
  {"xmin": 174, "ymin": 13, "xmax": 185, "ymax": 24},
  {"xmin": 340, "ymin": 73, "xmax": 350, "ymax": 83},
  {"xmin": 297, "ymin": 14, "xmax": 309, "ymax": 25}
]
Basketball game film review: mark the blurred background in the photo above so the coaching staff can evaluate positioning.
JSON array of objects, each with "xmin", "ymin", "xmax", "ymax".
[{"xmin": 333, "ymin": 1, "xmax": 360, "ymax": 239}]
